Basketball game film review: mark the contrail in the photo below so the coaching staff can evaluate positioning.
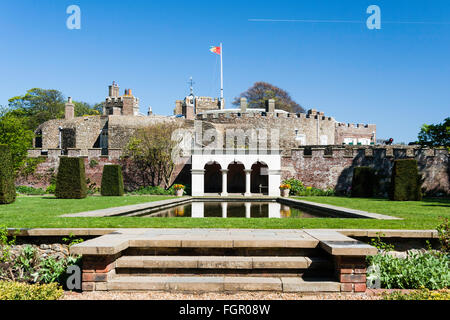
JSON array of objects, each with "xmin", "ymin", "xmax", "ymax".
[{"xmin": 248, "ymin": 19, "xmax": 450, "ymax": 25}]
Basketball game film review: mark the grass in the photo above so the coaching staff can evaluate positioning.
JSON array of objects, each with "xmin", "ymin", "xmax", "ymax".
[{"xmin": 0, "ymin": 195, "xmax": 448, "ymax": 230}]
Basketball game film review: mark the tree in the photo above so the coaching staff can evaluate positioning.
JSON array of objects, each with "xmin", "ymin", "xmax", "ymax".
[
  {"xmin": 232, "ymin": 82, "xmax": 305, "ymax": 113},
  {"xmin": 418, "ymin": 117, "xmax": 450, "ymax": 148},
  {"xmin": 8, "ymin": 88, "xmax": 102, "ymax": 130},
  {"xmin": 74, "ymin": 101, "xmax": 102, "ymax": 117},
  {"xmin": 124, "ymin": 122, "xmax": 181, "ymax": 189},
  {"xmin": 0, "ymin": 114, "xmax": 34, "ymax": 171},
  {"xmin": 8, "ymin": 88, "xmax": 66, "ymax": 130}
]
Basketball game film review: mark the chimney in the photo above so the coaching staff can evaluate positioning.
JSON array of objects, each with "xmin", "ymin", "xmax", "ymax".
[
  {"xmin": 148, "ymin": 106, "xmax": 153, "ymax": 116},
  {"xmin": 65, "ymin": 97, "xmax": 75, "ymax": 120},
  {"xmin": 240, "ymin": 97, "xmax": 247, "ymax": 112},
  {"xmin": 265, "ymin": 99, "xmax": 275, "ymax": 113},
  {"xmin": 128, "ymin": 89, "xmax": 133, "ymax": 96}
]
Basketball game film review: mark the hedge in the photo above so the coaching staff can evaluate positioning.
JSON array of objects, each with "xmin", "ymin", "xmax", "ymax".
[
  {"xmin": 389, "ymin": 159, "xmax": 422, "ymax": 201},
  {"xmin": 0, "ymin": 145, "xmax": 16, "ymax": 204},
  {"xmin": 101, "ymin": 165, "xmax": 124, "ymax": 196},
  {"xmin": 55, "ymin": 157, "xmax": 87, "ymax": 199},
  {"xmin": 351, "ymin": 167, "xmax": 375, "ymax": 198}
]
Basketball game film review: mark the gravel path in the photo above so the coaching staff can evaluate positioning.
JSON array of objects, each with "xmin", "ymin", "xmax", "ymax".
[{"xmin": 63, "ymin": 290, "xmax": 385, "ymax": 300}]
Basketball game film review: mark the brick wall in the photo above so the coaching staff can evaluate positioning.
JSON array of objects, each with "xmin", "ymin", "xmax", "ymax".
[{"xmin": 282, "ymin": 146, "xmax": 449, "ymax": 196}]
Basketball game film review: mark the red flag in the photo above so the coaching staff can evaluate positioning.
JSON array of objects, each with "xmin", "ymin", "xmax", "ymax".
[{"xmin": 209, "ymin": 46, "xmax": 221, "ymax": 55}]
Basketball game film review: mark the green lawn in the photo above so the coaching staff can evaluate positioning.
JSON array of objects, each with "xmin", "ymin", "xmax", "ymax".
[{"xmin": 0, "ymin": 195, "xmax": 449, "ymax": 230}]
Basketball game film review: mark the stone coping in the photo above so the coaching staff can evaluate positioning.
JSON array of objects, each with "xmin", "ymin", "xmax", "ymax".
[
  {"xmin": 7, "ymin": 228, "xmax": 438, "ymax": 239},
  {"xmin": 61, "ymin": 197, "xmax": 192, "ymax": 218},
  {"xmin": 278, "ymin": 198, "xmax": 402, "ymax": 220},
  {"xmin": 64, "ymin": 228, "xmax": 382, "ymax": 257}
]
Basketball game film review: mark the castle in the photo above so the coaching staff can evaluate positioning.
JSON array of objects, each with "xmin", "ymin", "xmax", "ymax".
[{"xmin": 24, "ymin": 82, "xmax": 449, "ymax": 197}]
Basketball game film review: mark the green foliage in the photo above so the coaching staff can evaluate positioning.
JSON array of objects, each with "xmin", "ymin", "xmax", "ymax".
[
  {"xmin": 418, "ymin": 117, "xmax": 450, "ymax": 149},
  {"xmin": 62, "ymin": 233, "xmax": 84, "ymax": 248},
  {"xmin": 0, "ymin": 115, "xmax": 34, "ymax": 171},
  {"xmin": 129, "ymin": 185, "xmax": 175, "ymax": 195},
  {"xmin": 282, "ymin": 178, "xmax": 304, "ymax": 196},
  {"xmin": 298, "ymin": 187, "xmax": 335, "ymax": 196},
  {"xmin": 281, "ymin": 178, "xmax": 335, "ymax": 196},
  {"xmin": 369, "ymin": 233, "xmax": 395, "ymax": 252},
  {"xmin": 0, "ymin": 145, "xmax": 16, "ymax": 204},
  {"xmin": 16, "ymin": 186, "xmax": 46, "ymax": 195},
  {"xmin": 367, "ymin": 250, "xmax": 449, "ymax": 289},
  {"xmin": 17, "ymin": 157, "xmax": 46, "ymax": 178},
  {"xmin": 0, "ymin": 226, "xmax": 15, "ymax": 263},
  {"xmin": 15, "ymin": 245, "xmax": 39, "ymax": 280},
  {"xmin": 124, "ymin": 122, "xmax": 181, "ymax": 189},
  {"xmin": 55, "ymin": 157, "xmax": 87, "ymax": 199},
  {"xmin": 89, "ymin": 159, "xmax": 99, "ymax": 168},
  {"xmin": 0, "ymin": 281, "xmax": 63, "ymax": 300},
  {"xmin": 383, "ymin": 289, "xmax": 450, "ymax": 300},
  {"xmin": 437, "ymin": 217, "xmax": 449, "ymax": 253},
  {"xmin": 351, "ymin": 167, "xmax": 376, "ymax": 198},
  {"xmin": 73, "ymin": 101, "xmax": 102, "ymax": 117},
  {"xmin": 232, "ymin": 82, "xmax": 305, "ymax": 113},
  {"xmin": 86, "ymin": 178, "xmax": 99, "ymax": 195},
  {"xmin": 389, "ymin": 159, "xmax": 422, "ymax": 201},
  {"xmin": 8, "ymin": 88, "xmax": 66, "ymax": 130},
  {"xmin": 101, "ymin": 165, "xmax": 124, "ymax": 196},
  {"xmin": 45, "ymin": 184, "xmax": 56, "ymax": 194}
]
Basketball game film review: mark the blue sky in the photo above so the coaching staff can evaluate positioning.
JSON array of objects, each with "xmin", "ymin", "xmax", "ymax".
[{"xmin": 0, "ymin": 0, "xmax": 449, "ymax": 143}]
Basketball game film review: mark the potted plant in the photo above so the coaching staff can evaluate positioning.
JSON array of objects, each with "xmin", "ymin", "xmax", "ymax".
[
  {"xmin": 173, "ymin": 184, "xmax": 185, "ymax": 197},
  {"xmin": 279, "ymin": 183, "xmax": 291, "ymax": 197}
]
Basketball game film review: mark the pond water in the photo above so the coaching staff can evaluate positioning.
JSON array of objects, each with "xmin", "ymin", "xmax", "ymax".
[{"xmin": 135, "ymin": 201, "xmax": 334, "ymax": 219}]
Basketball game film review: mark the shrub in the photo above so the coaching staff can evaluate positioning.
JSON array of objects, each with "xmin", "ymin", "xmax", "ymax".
[
  {"xmin": 437, "ymin": 217, "xmax": 449, "ymax": 253},
  {"xmin": 55, "ymin": 157, "xmax": 87, "ymax": 199},
  {"xmin": 0, "ymin": 281, "xmax": 63, "ymax": 300},
  {"xmin": 0, "ymin": 145, "xmax": 16, "ymax": 204},
  {"xmin": 367, "ymin": 251, "xmax": 450, "ymax": 289},
  {"xmin": 383, "ymin": 289, "xmax": 450, "ymax": 300},
  {"xmin": 129, "ymin": 186, "xmax": 172, "ymax": 195},
  {"xmin": 101, "ymin": 165, "xmax": 124, "ymax": 196},
  {"xmin": 282, "ymin": 178, "xmax": 304, "ymax": 195},
  {"xmin": 45, "ymin": 184, "xmax": 56, "ymax": 194},
  {"xmin": 389, "ymin": 159, "xmax": 422, "ymax": 201},
  {"xmin": 16, "ymin": 186, "xmax": 46, "ymax": 195},
  {"xmin": 351, "ymin": 167, "xmax": 375, "ymax": 198}
]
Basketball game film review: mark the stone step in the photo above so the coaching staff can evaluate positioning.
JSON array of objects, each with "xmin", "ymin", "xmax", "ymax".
[
  {"xmin": 107, "ymin": 275, "xmax": 341, "ymax": 292},
  {"xmin": 115, "ymin": 256, "xmax": 332, "ymax": 270}
]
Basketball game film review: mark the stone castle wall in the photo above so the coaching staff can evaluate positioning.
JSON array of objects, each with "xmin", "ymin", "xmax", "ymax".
[
  {"xmin": 21, "ymin": 145, "xmax": 448, "ymax": 196},
  {"xmin": 198, "ymin": 112, "xmax": 337, "ymax": 149},
  {"xmin": 36, "ymin": 116, "xmax": 107, "ymax": 151},
  {"xmin": 335, "ymin": 123, "xmax": 376, "ymax": 145},
  {"xmin": 281, "ymin": 146, "xmax": 449, "ymax": 196}
]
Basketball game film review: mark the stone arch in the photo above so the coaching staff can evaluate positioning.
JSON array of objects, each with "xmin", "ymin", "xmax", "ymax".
[
  {"xmin": 251, "ymin": 161, "xmax": 269, "ymax": 194},
  {"xmin": 204, "ymin": 161, "xmax": 222, "ymax": 193},
  {"xmin": 227, "ymin": 161, "xmax": 245, "ymax": 194}
]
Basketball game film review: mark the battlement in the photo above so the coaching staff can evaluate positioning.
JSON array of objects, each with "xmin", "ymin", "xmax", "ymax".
[
  {"xmin": 288, "ymin": 145, "xmax": 446, "ymax": 159},
  {"xmin": 103, "ymin": 82, "xmax": 140, "ymax": 116},
  {"xmin": 196, "ymin": 96, "xmax": 220, "ymax": 103},
  {"xmin": 337, "ymin": 122, "xmax": 376, "ymax": 129}
]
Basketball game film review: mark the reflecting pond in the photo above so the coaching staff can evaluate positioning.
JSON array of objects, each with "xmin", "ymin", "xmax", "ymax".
[{"xmin": 137, "ymin": 201, "xmax": 335, "ymax": 219}]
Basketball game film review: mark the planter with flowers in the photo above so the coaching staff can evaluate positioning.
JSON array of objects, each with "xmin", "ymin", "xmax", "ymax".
[
  {"xmin": 279, "ymin": 183, "xmax": 291, "ymax": 197},
  {"xmin": 173, "ymin": 184, "xmax": 185, "ymax": 197}
]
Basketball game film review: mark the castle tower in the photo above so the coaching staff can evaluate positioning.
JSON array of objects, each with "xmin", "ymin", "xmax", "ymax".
[{"xmin": 104, "ymin": 82, "xmax": 140, "ymax": 116}]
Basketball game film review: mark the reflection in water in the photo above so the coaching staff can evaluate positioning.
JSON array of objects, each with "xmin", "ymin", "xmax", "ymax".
[{"xmin": 143, "ymin": 202, "xmax": 327, "ymax": 219}]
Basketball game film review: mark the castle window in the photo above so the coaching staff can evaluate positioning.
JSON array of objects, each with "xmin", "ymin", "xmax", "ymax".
[{"xmin": 35, "ymin": 130, "xmax": 42, "ymax": 148}]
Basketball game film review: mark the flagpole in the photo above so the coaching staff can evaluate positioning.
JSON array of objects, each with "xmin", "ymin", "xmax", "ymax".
[{"xmin": 220, "ymin": 42, "xmax": 224, "ymax": 109}]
